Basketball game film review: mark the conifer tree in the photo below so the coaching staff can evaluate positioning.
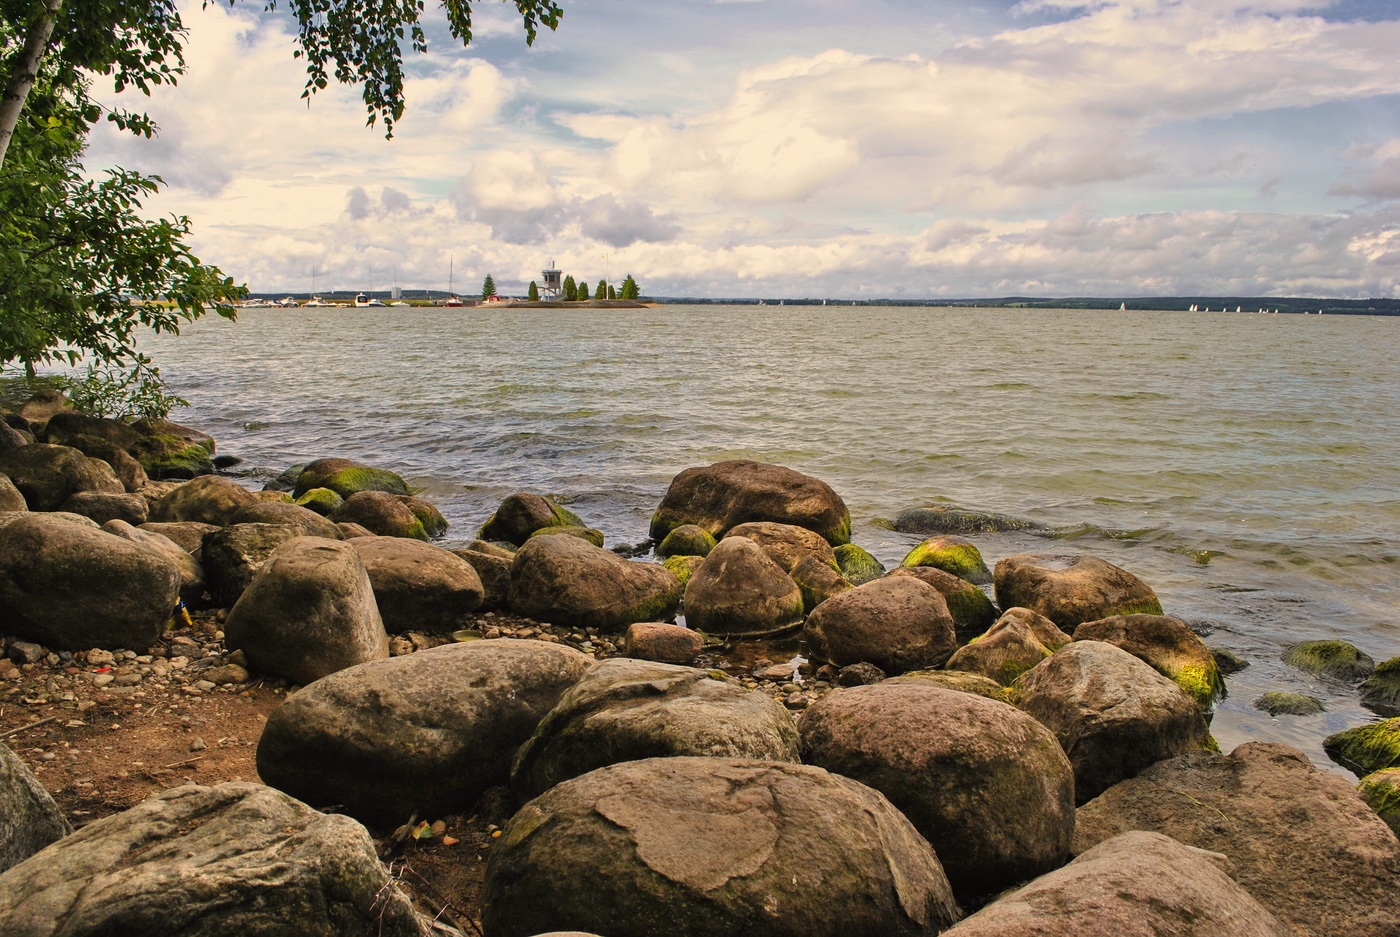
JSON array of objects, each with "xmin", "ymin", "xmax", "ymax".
[
  {"xmin": 620, "ymin": 275, "xmax": 639, "ymax": 299},
  {"xmin": 562, "ymin": 275, "xmax": 577, "ymax": 301},
  {"xmin": 481, "ymin": 275, "xmax": 497, "ymax": 300},
  {"xmin": 594, "ymin": 280, "xmax": 607, "ymax": 299},
  {"xmin": 528, "ymin": 280, "xmax": 540, "ymax": 300}
]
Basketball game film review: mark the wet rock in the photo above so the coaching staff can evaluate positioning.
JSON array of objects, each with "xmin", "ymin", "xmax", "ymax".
[
  {"xmin": 138, "ymin": 521, "xmax": 218, "ymax": 554},
  {"xmin": 801, "ymin": 683, "xmax": 1075, "ymax": 902},
  {"xmin": 292, "ymin": 486, "xmax": 343, "ymax": 515},
  {"xmin": 1074, "ymin": 741, "xmax": 1400, "ymax": 937},
  {"xmin": 1282, "ymin": 640, "xmax": 1376, "ymax": 682},
  {"xmin": 1357, "ymin": 768, "xmax": 1400, "ymax": 837},
  {"xmin": 837, "ymin": 662, "xmax": 887, "ymax": 686},
  {"xmin": 1323, "ymin": 717, "xmax": 1400, "ymax": 776},
  {"xmin": 59, "ymin": 490, "xmax": 149, "ymax": 526},
  {"xmin": 945, "ymin": 612, "xmax": 1053, "ymax": 686},
  {"xmin": 1361, "ymin": 657, "xmax": 1400, "ymax": 717},
  {"xmin": 292, "ymin": 457, "xmax": 410, "ymax": 499},
  {"xmin": 330, "ymin": 490, "xmax": 427, "ymax": 539},
  {"xmin": 0, "ymin": 741, "xmax": 71, "ymax": 873},
  {"xmin": 942, "ymin": 831, "xmax": 1292, "ymax": 937},
  {"xmin": 884, "ymin": 567, "xmax": 999, "ymax": 643},
  {"xmin": 0, "ymin": 474, "xmax": 23, "ymax": 512},
  {"xmin": 894, "ymin": 506, "xmax": 1040, "ymax": 535},
  {"xmin": 649, "ymin": 460, "xmax": 851, "ymax": 546},
  {"xmin": 200, "ymin": 523, "xmax": 305, "ymax": 607},
  {"xmin": 127, "ymin": 417, "xmax": 217, "ymax": 478},
  {"xmin": 396, "ymin": 495, "xmax": 448, "ymax": 538},
  {"xmin": 0, "ymin": 781, "xmax": 430, "ymax": 937},
  {"xmin": 0, "ymin": 513, "xmax": 180, "ymax": 650},
  {"xmin": 148, "ymin": 475, "xmax": 256, "ymax": 526},
  {"xmin": 0, "ymin": 444, "xmax": 124, "ymax": 511},
  {"xmin": 102, "ymin": 519, "xmax": 206, "ymax": 608},
  {"xmin": 993, "ymin": 554, "xmax": 1163, "ymax": 630},
  {"xmin": 681, "ymin": 536, "xmax": 803, "ymax": 637},
  {"xmin": 660, "ymin": 554, "xmax": 704, "ymax": 589},
  {"xmin": 655, "ymin": 524, "xmax": 716, "ymax": 559},
  {"xmin": 789, "ymin": 554, "xmax": 852, "ymax": 613},
  {"xmin": 832, "ymin": 542, "xmax": 885, "ymax": 585},
  {"xmin": 1210, "ymin": 646, "xmax": 1249, "ymax": 674},
  {"xmin": 481, "ymin": 757, "xmax": 960, "ymax": 937},
  {"xmin": 1074, "ymin": 613, "xmax": 1224, "ymax": 708},
  {"xmin": 512, "ymin": 659, "xmax": 801, "ymax": 798},
  {"xmin": 228, "ymin": 500, "xmax": 341, "ymax": 539},
  {"xmin": 224, "ymin": 537, "xmax": 389, "ymax": 686},
  {"xmin": 509, "ymin": 534, "xmax": 681, "ymax": 630},
  {"xmin": 1253, "ymin": 691, "xmax": 1324, "ymax": 716},
  {"xmin": 346, "ymin": 536, "xmax": 483, "ymax": 632},
  {"xmin": 257, "ymin": 640, "xmax": 589, "ymax": 826},
  {"xmin": 722, "ymin": 521, "xmax": 840, "ymax": 573},
  {"xmin": 901, "ymin": 535, "xmax": 993, "ymax": 585},
  {"xmin": 805, "ymin": 575, "xmax": 957, "ymax": 675},
  {"xmin": 622, "ymin": 622, "xmax": 704, "ymax": 664},
  {"xmin": 480, "ymin": 492, "xmax": 587, "ymax": 546},
  {"xmin": 1014, "ymin": 641, "xmax": 1212, "ymax": 803}
]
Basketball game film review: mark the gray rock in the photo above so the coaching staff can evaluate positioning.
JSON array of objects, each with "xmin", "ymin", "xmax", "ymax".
[
  {"xmin": 622, "ymin": 622, "xmax": 704, "ymax": 664},
  {"xmin": 942, "ymin": 831, "xmax": 1292, "ymax": 937},
  {"xmin": 228, "ymin": 500, "xmax": 342, "ymax": 539},
  {"xmin": 722, "ymin": 521, "xmax": 840, "ymax": 573},
  {"xmin": 148, "ymin": 475, "xmax": 256, "ymax": 526},
  {"xmin": 482, "ymin": 757, "xmax": 960, "ymax": 937},
  {"xmin": 800, "ymin": 683, "xmax": 1074, "ymax": 902},
  {"xmin": 682, "ymin": 536, "xmax": 804, "ymax": 637},
  {"xmin": 346, "ymin": 536, "xmax": 483, "ymax": 632},
  {"xmin": 944, "ymin": 612, "xmax": 1053, "ymax": 686},
  {"xmin": 894, "ymin": 506, "xmax": 1040, "ymax": 535},
  {"xmin": 884, "ymin": 566, "xmax": 999, "ymax": 643},
  {"xmin": 102, "ymin": 519, "xmax": 206, "ymax": 607},
  {"xmin": 224, "ymin": 537, "xmax": 389, "ymax": 686},
  {"xmin": 59, "ymin": 491, "xmax": 149, "ymax": 526},
  {"xmin": 0, "ymin": 781, "xmax": 429, "ymax": 937},
  {"xmin": 0, "ymin": 513, "xmax": 180, "ymax": 650},
  {"xmin": 512, "ymin": 658, "xmax": 801, "ymax": 798},
  {"xmin": 993, "ymin": 554, "xmax": 1163, "ymax": 630},
  {"xmin": 0, "ymin": 741, "xmax": 70, "ymax": 874},
  {"xmin": 649, "ymin": 460, "xmax": 852, "ymax": 546},
  {"xmin": 0, "ymin": 444, "xmax": 124, "ymax": 511},
  {"xmin": 257, "ymin": 639, "xmax": 590, "ymax": 826},
  {"xmin": 804, "ymin": 575, "xmax": 957, "ymax": 675},
  {"xmin": 453, "ymin": 547, "xmax": 512, "ymax": 611},
  {"xmin": 1075, "ymin": 741, "xmax": 1400, "ymax": 937},
  {"xmin": 1014, "ymin": 641, "xmax": 1211, "ymax": 802},
  {"xmin": 1253, "ymin": 691, "xmax": 1325, "ymax": 716},
  {"xmin": 509, "ymin": 534, "xmax": 682, "ymax": 631},
  {"xmin": 200, "ymin": 523, "xmax": 305, "ymax": 607}
]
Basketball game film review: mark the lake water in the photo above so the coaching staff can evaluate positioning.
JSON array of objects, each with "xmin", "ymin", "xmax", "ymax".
[{"xmin": 143, "ymin": 304, "xmax": 1400, "ymax": 772}]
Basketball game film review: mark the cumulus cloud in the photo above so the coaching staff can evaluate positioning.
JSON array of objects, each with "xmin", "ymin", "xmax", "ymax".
[
  {"xmin": 1329, "ymin": 141, "xmax": 1400, "ymax": 202},
  {"xmin": 576, "ymin": 195, "xmax": 681, "ymax": 247}
]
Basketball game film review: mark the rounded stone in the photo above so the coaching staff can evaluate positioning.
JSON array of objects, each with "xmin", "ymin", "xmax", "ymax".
[
  {"xmin": 229, "ymin": 500, "xmax": 342, "ymax": 539},
  {"xmin": 148, "ymin": 475, "xmax": 257, "ymax": 526},
  {"xmin": 508, "ymin": 534, "xmax": 682, "ymax": 630},
  {"xmin": 682, "ymin": 537, "xmax": 804, "ymax": 637},
  {"xmin": 346, "ymin": 536, "xmax": 484, "ymax": 632},
  {"xmin": 804, "ymin": 575, "xmax": 957, "ymax": 675},
  {"xmin": 901, "ymin": 535, "xmax": 993, "ymax": 585},
  {"xmin": 993, "ymin": 554, "xmax": 1163, "ymax": 630},
  {"xmin": 649, "ymin": 460, "xmax": 851, "ymax": 546}
]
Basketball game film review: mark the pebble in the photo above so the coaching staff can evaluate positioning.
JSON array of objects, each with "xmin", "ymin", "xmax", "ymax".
[
  {"xmin": 190, "ymin": 737, "xmax": 207, "ymax": 752},
  {"xmin": 92, "ymin": 674, "xmax": 115, "ymax": 688},
  {"xmin": 193, "ymin": 680, "xmax": 217, "ymax": 692},
  {"xmin": 114, "ymin": 674, "xmax": 142, "ymax": 686}
]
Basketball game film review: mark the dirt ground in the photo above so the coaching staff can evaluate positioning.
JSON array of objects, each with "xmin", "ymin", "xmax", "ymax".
[{"xmin": 0, "ymin": 608, "xmax": 831, "ymax": 934}]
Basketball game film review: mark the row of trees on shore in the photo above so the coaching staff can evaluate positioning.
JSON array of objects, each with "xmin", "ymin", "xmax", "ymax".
[{"xmin": 505, "ymin": 275, "xmax": 641, "ymax": 301}]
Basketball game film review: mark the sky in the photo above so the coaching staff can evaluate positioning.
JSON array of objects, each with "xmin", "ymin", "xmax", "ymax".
[{"xmin": 85, "ymin": 0, "xmax": 1400, "ymax": 299}]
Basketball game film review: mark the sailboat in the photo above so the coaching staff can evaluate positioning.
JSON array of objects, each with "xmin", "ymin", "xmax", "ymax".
[{"xmin": 444, "ymin": 256, "xmax": 463, "ymax": 307}]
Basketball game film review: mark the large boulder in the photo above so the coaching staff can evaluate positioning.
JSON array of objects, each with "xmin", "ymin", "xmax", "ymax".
[
  {"xmin": 453, "ymin": 545, "xmax": 513, "ymax": 611},
  {"xmin": 257, "ymin": 640, "xmax": 590, "ymax": 826},
  {"xmin": 0, "ymin": 444, "xmax": 124, "ymax": 511},
  {"xmin": 103, "ymin": 519, "xmax": 206, "ymax": 607},
  {"xmin": 722, "ymin": 521, "xmax": 840, "ymax": 573},
  {"xmin": 649, "ymin": 460, "xmax": 851, "ymax": 546},
  {"xmin": 0, "ymin": 781, "xmax": 430, "ymax": 937},
  {"xmin": 508, "ymin": 534, "xmax": 681, "ymax": 630},
  {"xmin": 885, "ymin": 670, "xmax": 1015, "ymax": 704},
  {"xmin": 901, "ymin": 535, "xmax": 993, "ymax": 585},
  {"xmin": 1323, "ymin": 717, "xmax": 1400, "ymax": 776},
  {"xmin": 994, "ymin": 554, "xmax": 1162, "ymax": 630},
  {"xmin": 56, "ymin": 434, "xmax": 147, "ymax": 492},
  {"xmin": 200, "ymin": 523, "xmax": 305, "ymax": 607},
  {"xmin": 884, "ymin": 566, "xmax": 999, "ymax": 643},
  {"xmin": 480, "ymin": 492, "xmax": 587, "ymax": 546},
  {"xmin": 1075, "ymin": 742, "xmax": 1400, "ymax": 937},
  {"xmin": 330, "ymin": 490, "xmax": 427, "ymax": 539},
  {"xmin": 800, "ymin": 683, "xmax": 1074, "ymax": 902},
  {"xmin": 1014, "ymin": 641, "xmax": 1212, "ymax": 802},
  {"xmin": 944, "ymin": 612, "xmax": 1053, "ymax": 685},
  {"xmin": 682, "ymin": 536, "xmax": 804, "ymax": 637},
  {"xmin": 224, "ymin": 537, "xmax": 389, "ymax": 686},
  {"xmin": 148, "ymin": 475, "xmax": 256, "ymax": 526},
  {"xmin": 292, "ymin": 457, "xmax": 410, "ymax": 499},
  {"xmin": 58, "ymin": 490, "xmax": 148, "ymax": 526},
  {"xmin": 346, "ymin": 536, "xmax": 483, "ymax": 632},
  {"xmin": 41, "ymin": 410, "xmax": 140, "ymax": 449},
  {"xmin": 804, "ymin": 575, "xmax": 957, "ymax": 675},
  {"xmin": 0, "ymin": 513, "xmax": 180, "ymax": 650},
  {"xmin": 941, "ymin": 831, "xmax": 1292, "ymax": 937},
  {"xmin": 0, "ymin": 741, "xmax": 70, "ymax": 874},
  {"xmin": 481, "ymin": 757, "xmax": 961, "ymax": 937},
  {"xmin": 228, "ymin": 500, "xmax": 341, "ymax": 539},
  {"xmin": 0, "ymin": 474, "xmax": 23, "ymax": 512},
  {"xmin": 126, "ymin": 417, "xmax": 216, "ymax": 478},
  {"xmin": 1074, "ymin": 613, "xmax": 1224, "ymax": 708},
  {"xmin": 511, "ymin": 658, "xmax": 801, "ymax": 798}
]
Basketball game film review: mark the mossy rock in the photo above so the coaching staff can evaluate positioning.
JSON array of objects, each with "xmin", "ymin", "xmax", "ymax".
[
  {"xmin": 1324, "ymin": 717, "xmax": 1400, "ymax": 776},
  {"xmin": 397, "ymin": 495, "xmax": 448, "ymax": 539},
  {"xmin": 528, "ymin": 525, "xmax": 605, "ymax": 548},
  {"xmin": 899, "ymin": 536, "xmax": 992, "ymax": 585},
  {"xmin": 1210, "ymin": 646, "xmax": 1249, "ymax": 674},
  {"xmin": 128, "ymin": 435, "xmax": 215, "ymax": 479},
  {"xmin": 1361, "ymin": 657, "xmax": 1400, "ymax": 717},
  {"xmin": 886, "ymin": 670, "xmax": 1015, "ymax": 705},
  {"xmin": 479, "ymin": 493, "xmax": 586, "ymax": 545},
  {"xmin": 661, "ymin": 554, "xmax": 704, "ymax": 588},
  {"xmin": 1282, "ymin": 640, "xmax": 1376, "ymax": 682},
  {"xmin": 294, "ymin": 487, "xmax": 344, "ymax": 516},
  {"xmin": 295, "ymin": 464, "xmax": 409, "ymax": 500},
  {"xmin": 894, "ymin": 506, "xmax": 1041, "ymax": 535},
  {"xmin": 263, "ymin": 463, "xmax": 306, "ymax": 493},
  {"xmin": 1254, "ymin": 691, "xmax": 1325, "ymax": 717},
  {"xmin": 656, "ymin": 525, "xmax": 716, "ymax": 559},
  {"xmin": 1357, "ymin": 768, "xmax": 1400, "ymax": 837},
  {"xmin": 832, "ymin": 544, "xmax": 885, "ymax": 585}
]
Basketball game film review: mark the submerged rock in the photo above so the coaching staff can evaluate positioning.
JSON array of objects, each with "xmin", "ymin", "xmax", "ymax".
[
  {"xmin": 894, "ymin": 506, "xmax": 1040, "ymax": 535},
  {"xmin": 1362, "ymin": 657, "xmax": 1400, "ymax": 717},
  {"xmin": 649, "ymin": 459, "xmax": 851, "ymax": 546},
  {"xmin": 1323, "ymin": 717, "xmax": 1400, "ymax": 776},
  {"xmin": 481, "ymin": 757, "xmax": 961, "ymax": 937},
  {"xmin": 1282, "ymin": 640, "xmax": 1376, "ymax": 682},
  {"xmin": 1253, "ymin": 691, "xmax": 1325, "ymax": 716}
]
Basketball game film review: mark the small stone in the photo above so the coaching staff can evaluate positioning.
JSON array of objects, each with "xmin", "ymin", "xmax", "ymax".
[
  {"xmin": 10, "ymin": 641, "xmax": 46, "ymax": 665},
  {"xmin": 92, "ymin": 674, "xmax": 115, "ymax": 688},
  {"xmin": 190, "ymin": 737, "xmax": 207, "ymax": 751},
  {"xmin": 205, "ymin": 664, "xmax": 250, "ymax": 686},
  {"xmin": 389, "ymin": 637, "xmax": 414, "ymax": 657},
  {"xmin": 194, "ymin": 680, "xmax": 217, "ymax": 692},
  {"xmin": 836, "ymin": 662, "xmax": 887, "ymax": 686},
  {"xmin": 113, "ymin": 673, "xmax": 142, "ymax": 686},
  {"xmin": 227, "ymin": 648, "xmax": 248, "ymax": 668},
  {"xmin": 1255, "ymin": 692, "xmax": 1325, "ymax": 717}
]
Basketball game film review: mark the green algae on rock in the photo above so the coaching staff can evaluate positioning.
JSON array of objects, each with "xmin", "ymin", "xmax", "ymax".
[
  {"xmin": 1357, "ymin": 768, "xmax": 1400, "ymax": 836},
  {"xmin": 661, "ymin": 554, "xmax": 704, "ymax": 589},
  {"xmin": 1324, "ymin": 717, "xmax": 1400, "ymax": 776},
  {"xmin": 1282, "ymin": 640, "xmax": 1376, "ymax": 682},
  {"xmin": 1073, "ymin": 613, "xmax": 1225, "ymax": 709},
  {"xmin": 832, "ymin": 543, "xmax": 885, "ymax": 585},
  {"xmin": 480, "ymin": 492, "xmax": 587, "ymax": 545},
  {"xmin": 1361, "ymin": 657, "xmax": 1400, "ymax": 717},
  {"xmin": 528, "ymin": 525, "xmax": 606, "ymax": 548},
  {"xmin": 655, "ymin": 524, "xmax": 717, "ymax": 559},
  {"xmin": 900, "ymin": 535, "xmax": 993, "ymax": 585},
  {"xmin": 294, "ymin": 486, "xmax": 344, "ymax": 515},
  {"xmin": 1254, "ymin": 691, "xmax": 1325, "ymax": 717}
]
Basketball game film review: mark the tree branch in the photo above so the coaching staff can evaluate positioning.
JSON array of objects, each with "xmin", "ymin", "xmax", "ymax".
[{"xmin": 0, "ymin": 0, "xmax": 65, "ymax": 167}]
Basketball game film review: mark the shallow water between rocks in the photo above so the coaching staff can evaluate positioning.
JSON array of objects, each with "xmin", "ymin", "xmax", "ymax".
[{"xmin": 141, "ymin": 304, "xmax": 1400, "ymax": 774}]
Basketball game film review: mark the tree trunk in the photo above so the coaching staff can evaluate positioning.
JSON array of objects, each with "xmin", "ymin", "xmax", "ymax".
[{"xmin": 0, "ymin": 0, "xmax": 64, "ymax": 167}]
